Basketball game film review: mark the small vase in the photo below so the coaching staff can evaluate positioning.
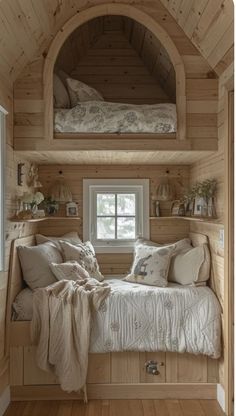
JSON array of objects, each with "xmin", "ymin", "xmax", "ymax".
[
  {"xmin": 207, "ymin": 197, "xmax": 216, "ymax": 218},
  {"xmin": 31, "ymin": 204, "xmax": 38, "ymax": 217}
]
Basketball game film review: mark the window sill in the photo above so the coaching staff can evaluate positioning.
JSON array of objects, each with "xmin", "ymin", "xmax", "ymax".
[{"xmin": 94, "ymin": 245, "xmax": 134, "ymax": 254}]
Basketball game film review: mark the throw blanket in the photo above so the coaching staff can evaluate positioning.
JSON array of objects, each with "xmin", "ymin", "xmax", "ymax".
[{"xmin": 31, "ymin": 279, "xmax": 110, "ymax": 395}]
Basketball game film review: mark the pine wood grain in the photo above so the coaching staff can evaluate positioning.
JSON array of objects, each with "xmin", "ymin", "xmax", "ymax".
[{"xmin": 3, "ymin": 399, "xmax": 225, "ymax": 416}]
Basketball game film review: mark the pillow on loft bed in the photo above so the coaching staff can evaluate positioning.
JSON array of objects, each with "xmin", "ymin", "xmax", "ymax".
[
  {"xmin": 17, "ymin": 242, "xmax": 63, "ymax": 290},
  {"xmin": 66, "ymin": 78, "xmax": 104, "ymax": 106},
  {"xmin": 124, "ymin": 244, "xmax": 175, "ymax": 287},
  {"xmin": 168, "ymin": 243, "xmax": 210, "ymax": 286},
  {"xmin": 53, "ymin": 73, "xmax": 70, "ymax": 108},
  {"xmin": 12, "ymin": 288, "xmax": 33, "ymax": 321},
  {"xmin": 50, "ymin": 261, "xmax": 90, "ymax": 281},
  {"xmin": 59, "ymin": 240, "xmax": 104, "ymax": 282}
]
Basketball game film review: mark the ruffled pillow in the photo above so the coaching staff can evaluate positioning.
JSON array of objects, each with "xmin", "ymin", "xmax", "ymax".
[
  {"xmin": 59, "ymin": 240, "xmax": 104, "ymax": 282},
  {"xmin": 66, "ymin": 78, "xmax": 104, "ymax": 106},
  {"xmin": 50, "ymin": 261, "xmax": 90, "ymax": 281}
]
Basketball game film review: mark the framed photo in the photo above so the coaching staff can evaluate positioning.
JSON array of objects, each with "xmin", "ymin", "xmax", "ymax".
[
  {"xmin": 171, "ymin": 200, "xmax": 185, "ymax": 216},
  {"xmin": 66, "ymin": 202, "xmax": 79, "ymax": 217}
]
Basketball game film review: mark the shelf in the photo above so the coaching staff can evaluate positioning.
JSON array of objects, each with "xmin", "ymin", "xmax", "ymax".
[
  {"xmin": 10, "ymin": 216, "xmax": 81, "ymax": 223},
  {"xmin": 149, "ymin": 216, "xmax": 222, "ymax": 225}
]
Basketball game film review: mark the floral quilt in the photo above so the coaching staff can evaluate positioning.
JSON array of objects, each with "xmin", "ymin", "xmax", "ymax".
[{"xmin": 54, "ymin": 101, "xmax": 177, "ymax": 134}]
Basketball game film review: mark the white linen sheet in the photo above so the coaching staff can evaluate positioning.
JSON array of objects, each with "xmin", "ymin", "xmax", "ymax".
[
  {"xmin": 54, "ymin": 102, "xmax": 177, "ymax": 134},
  {"xmin": 13, "ymin": 278, "xmax": 221, "ymax": 358}
]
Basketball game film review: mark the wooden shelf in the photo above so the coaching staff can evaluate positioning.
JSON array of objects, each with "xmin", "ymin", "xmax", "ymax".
[
  {"xmin": 149, "ymin": 216, "xmax": 222, "ymax": 225},
  {"xmin": 10, "ymin": 216, "xmax": 81, "ymax": 223}
]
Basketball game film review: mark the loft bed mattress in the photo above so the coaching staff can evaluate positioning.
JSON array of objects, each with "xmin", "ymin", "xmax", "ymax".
[
  {"xmin": 13, "ymin": 278, "xmax": 221, "ymax": 358},
  {"xmin": 54, "ymin": 102, "xmax": 177, "ymax": 134}
]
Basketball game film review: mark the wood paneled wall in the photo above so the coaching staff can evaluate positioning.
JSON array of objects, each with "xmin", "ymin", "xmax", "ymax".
[
  {"xmin": 189, "ymin": 62, "xmax": 234, "ymax": 391},
  {"xmin": 58, "ymin": 15, "xmax": 175, "ymax": 103},
  {"xmin": 38, "ymin": 164, "xmax": 189, "ymax": 275},
  {"xmin": 13, "ymin": 2, "xmax": 219, "ymax": 151},
  {"xmin": 0, "ymin": 84, "xmax": 38, "ymax": 396}
]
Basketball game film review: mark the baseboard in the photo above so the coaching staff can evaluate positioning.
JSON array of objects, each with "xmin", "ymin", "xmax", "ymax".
[
  {"xmin": 11, "ymin": 383, "xmax": 217, "ymax": 401},
  {"xmin": 0, "ymin": 386, "xmax": 10, "ymax": 416},
  {"xmin": 217, "ymin": 384, "xmax": 225, "ymax": 412}
]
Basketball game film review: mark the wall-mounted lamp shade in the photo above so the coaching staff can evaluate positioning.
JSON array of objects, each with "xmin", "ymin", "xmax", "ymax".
[
  {"xmin": 156, "ymin": 177, "xmax": 175, "ymax": 201},
  {"xmin": 50, "ymin": 172, "xmax": 72, "ymax": 203}
]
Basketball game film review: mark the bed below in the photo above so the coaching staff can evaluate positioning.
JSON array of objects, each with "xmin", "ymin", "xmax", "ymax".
[
  {"xmin": 13, "ymin": 278, "xmax": 221, "ymax": 359},
  {"xmin": 54, "ymin": 102, "xmax": 177, "ymax": 134}
]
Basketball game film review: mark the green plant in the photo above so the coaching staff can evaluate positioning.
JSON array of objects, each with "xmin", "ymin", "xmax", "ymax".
[{"xmin": 183, "ymin": 179, "xmax": 217, "ymax": 203}]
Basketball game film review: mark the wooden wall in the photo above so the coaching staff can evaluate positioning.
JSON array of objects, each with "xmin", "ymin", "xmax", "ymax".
[
  {"xmin": 0, "ymin": 84, "xmax": 38, "ymax": 398},
  {"xmin": 57, "ymin": 15, "xmax": 175, "ymax": 104},
  {"xmin": 189, "ymin": 62, "xmax": 234, "ymax": 392},
  {"xmin": 38, "ymin": 164, "xmax": 190, "ymax": 275},
  {"xmin": 13, "ymin": 2, "xmax": 219, "ymax": 151}
]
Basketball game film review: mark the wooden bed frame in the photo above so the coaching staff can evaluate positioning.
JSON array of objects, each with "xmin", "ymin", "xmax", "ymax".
[{"xmin": 7, "ymin": 233, "xmax": 219, "ymax": 401}]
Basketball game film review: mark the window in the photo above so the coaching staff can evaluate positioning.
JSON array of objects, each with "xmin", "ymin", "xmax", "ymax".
[
  {"xmin": 0, "ymin": 106, "xmax": 7, "ymax": 271},
  {"xmin": 83, "ymin": 179, "xmax": 149, "ymax": 253}
]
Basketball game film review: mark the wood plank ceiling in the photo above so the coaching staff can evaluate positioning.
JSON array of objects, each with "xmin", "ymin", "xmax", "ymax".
[{"xmin": 0, "ymin": 0, "xmax": 233, "ymax": 92}]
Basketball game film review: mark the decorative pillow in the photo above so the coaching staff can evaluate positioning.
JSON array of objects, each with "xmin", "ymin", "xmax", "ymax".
[
  {"xmin": 53, "ymin": 73, "xmax": 70, "ymax": 108},
  {"xmin": 66, "ymin": 78, "xmax": 104, "ymax": 106},
  {"xmin": 50, "ymin": 261, "xmax": 90, "ymax": 281},
  {"xmin": 135, "ymin": 237, "xmax": 191, "ymax": 252},
  {"xmin": 36, "ymin": 231, "xmax": 82, "ymax": 249},
  {"xmin": 12, "ymin": 288, "xmax": 33, "ymax": 321},
  {"xmin": 168, "ymin": 243, "xmax": 210, "ymax": 285},
  {"xmin": 135, "ymin": 237, "xmax": 161, "ymax": 247},
  {"xmin": 124, "ymin": 244, "xmax": 175, "ymax": 287},
  {"xmin": 18, "ymin": 243, "xmax": 63, "ymax": 289},
  {"xmin": 59, "ymin": 241, "xmax": 104, "ymax": 281}
]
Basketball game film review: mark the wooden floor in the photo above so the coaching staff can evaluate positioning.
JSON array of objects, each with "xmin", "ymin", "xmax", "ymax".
[{"xmin": 4, "ymin": 399, "xmax": 225, "ymax": 416}]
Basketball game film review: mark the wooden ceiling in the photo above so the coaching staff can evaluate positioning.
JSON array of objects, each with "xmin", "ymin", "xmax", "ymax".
[
  {"xmin": 0, "ymin": 0, "xmax": 233, "ymax": 92},
  {"xmin": 56, "ymin": 15, "xmax": 176, "ymax": 101},
  {"xmin": 160, "ymin": 0, "xmax": 234, "ymax": 75}
]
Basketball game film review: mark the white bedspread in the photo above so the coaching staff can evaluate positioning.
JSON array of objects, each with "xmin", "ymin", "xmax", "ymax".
[
  {"xmin": 54, "ymin": 101, "xmax": 176, "ymax": 134},
  {"xmin": 90, "ymin": 279, "xmax": 221, "ymax": 358}
]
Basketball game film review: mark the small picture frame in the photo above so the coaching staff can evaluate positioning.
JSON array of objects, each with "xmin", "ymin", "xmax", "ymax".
[{"xmin": 66, "ymin": 202, "xmax": 79, "ymax": 217}]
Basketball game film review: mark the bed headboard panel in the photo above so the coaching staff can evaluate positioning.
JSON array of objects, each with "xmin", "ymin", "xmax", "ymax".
[{"xmin": 7, "ymin": 235, "xmax": 36, "ymax": 318}]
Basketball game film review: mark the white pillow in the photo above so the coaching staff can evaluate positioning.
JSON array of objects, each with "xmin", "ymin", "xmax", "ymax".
[
  {"xmin": 66, "ymin": 78, "xmax": 104, "ymax": 106},
  {"xmin": 168, "ymin": 243, "xmax": 210, "ymax": 285},
  {"xmin": 53, "ymin": 73, "xmax": 70, "ymax": 108},
  {"xmin": 36, "ymin": 232, "xmax": 82, "ymax": 249},
  {"xmin": 50, "ymin": 261, "xmax": 90, "ymax": 281},
  {"xmin": 59, "ymin": 240, "xmax": 104, "ymax": 282},
  {"xmin": 12, "ymin": 288, "xmax": 33, "ymax": 321},
  {"xmin": 18, "ymin": 243, "xmax": 63, "ymax": 289},
  {"xmin": 124, "ymin": 244, "xmax": 175, "ymax": 287}
]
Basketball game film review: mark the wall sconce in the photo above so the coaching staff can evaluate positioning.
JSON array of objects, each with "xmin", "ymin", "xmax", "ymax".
[
  {"xmin": 17, "ymin": 163, "xmax": 25, "ymax": 186},
  {"xmin": 50, "ymin": 171, "xmax": 72, "ymax": 203}
]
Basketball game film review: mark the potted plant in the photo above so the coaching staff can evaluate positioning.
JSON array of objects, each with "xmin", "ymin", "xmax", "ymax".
[{"xmin": 42, "ymin": 196, "xmax": 59, "ymax": 216}]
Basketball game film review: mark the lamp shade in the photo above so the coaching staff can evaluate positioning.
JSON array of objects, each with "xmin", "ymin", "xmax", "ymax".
[
  {"xmin": 50, "ymin": 175, "xmax": 72, "ymax": 203},
  {"xmin": 156, "ymin": 177, "xmax": 175, "ymax": 201}
]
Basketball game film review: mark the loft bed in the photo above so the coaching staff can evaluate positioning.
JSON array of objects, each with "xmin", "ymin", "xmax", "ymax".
[{"xmin": 52, "ymin": 15, "xmax": 179, "ymax": 140}]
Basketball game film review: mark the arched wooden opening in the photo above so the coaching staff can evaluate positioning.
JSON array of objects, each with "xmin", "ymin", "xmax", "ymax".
[{"xmin": 44, "ymin": 3, "xmax": 186, "ymax": 143}]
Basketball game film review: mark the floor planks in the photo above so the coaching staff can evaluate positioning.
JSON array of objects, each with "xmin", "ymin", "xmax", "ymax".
[{"xmin": 4, "ymin": 399, "xmax": 225, "ymax": 416}]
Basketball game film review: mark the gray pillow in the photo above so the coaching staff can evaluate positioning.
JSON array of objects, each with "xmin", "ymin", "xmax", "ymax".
[
  {"xmin": 12, "ymin": 288, "xmax": 33, "ymax": 321},
  {"xmin": 18, "ymin": 242, "xmax": 63, "ymax": 289},
  {"xmin": 53, "ymin": 73, "xmax": 70, "ymax": 108},
  {"xmin": 36, "ymin": 231, "xmax": 82, "ymax": 249}
]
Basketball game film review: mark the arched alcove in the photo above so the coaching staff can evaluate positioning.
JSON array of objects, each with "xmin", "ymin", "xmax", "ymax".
[{"xmin": 44, "ymin": 4, "xmax": 186, "ymax": 142}]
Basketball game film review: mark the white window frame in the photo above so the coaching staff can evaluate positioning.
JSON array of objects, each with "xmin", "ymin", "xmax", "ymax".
[
  {"xmin": 0, "ymin": 105, "xmax": 7, "ymax": 272},
  {"xmin": 83, "ymin": 179, "xmax": 149, "ymax": 253}
]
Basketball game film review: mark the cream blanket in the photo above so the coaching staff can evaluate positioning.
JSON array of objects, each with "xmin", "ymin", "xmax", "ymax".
[{"xmin": 31, "ymin": 278, "xmax": 110, "ymax": 394}]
